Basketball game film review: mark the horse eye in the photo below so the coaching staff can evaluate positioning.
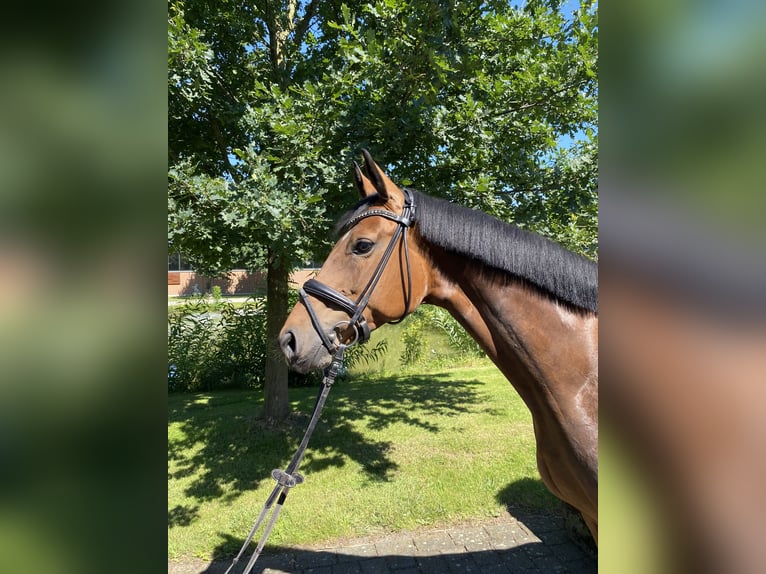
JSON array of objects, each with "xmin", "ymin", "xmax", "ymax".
[{"xmin": 353, "ymin": 239, "xmax": 374, "ymax": 255}]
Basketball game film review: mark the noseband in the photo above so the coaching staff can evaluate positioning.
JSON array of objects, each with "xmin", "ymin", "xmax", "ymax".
[{"xmin": 299, "ymin": 188, "xmax": 417, "ymax": 352}]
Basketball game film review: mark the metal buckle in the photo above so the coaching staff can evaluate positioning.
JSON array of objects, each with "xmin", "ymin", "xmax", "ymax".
[{"xmin": 332, "ymin": 319, "xmax": 370, "ymax": 347}]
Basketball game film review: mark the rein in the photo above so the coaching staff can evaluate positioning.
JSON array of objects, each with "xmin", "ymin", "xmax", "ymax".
[
  {"xmin": 223, "ymin": 349, "xmax": 346, "ymax": 574},
  {"xmin": 225, "ymin": 190, "xmax": 416, "ymax": 574}
]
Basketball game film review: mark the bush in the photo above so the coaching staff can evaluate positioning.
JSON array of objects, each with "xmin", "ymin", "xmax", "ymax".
[
  {"xmin": 428, "ymin": 307, "xmax": 483, "ymax": 357},
  {"xmin": 345, "ymin": 338, "xmax": 389, "ymax": 371},
  {"xmin": 399, "ymin": 306, "xmax": 484, "ymax": 368},
  {"xmin": 400, "ymin": 313, "xmax": 427, "ymax": 366},
  {"xmin": 168, "ymin": 297, "xmax": 267, "ymax": 392},
  {"xmin": 168, "ymin": 291, "xmax": 397, "ymax": 392}
]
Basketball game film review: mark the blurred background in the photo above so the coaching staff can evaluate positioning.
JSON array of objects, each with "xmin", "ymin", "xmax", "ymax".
[
  {"xmin": 0, "ymin": 1, "xmax": 166, "ymax": 572},
  {"xmin": 600, "ymin": 0, "xmax": 766, "ymax": 572}
]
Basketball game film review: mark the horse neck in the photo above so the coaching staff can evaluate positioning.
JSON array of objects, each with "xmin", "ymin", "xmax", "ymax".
[{"xmin": 422, "ymin": 246, "xmax": 598, "ymax": 420}]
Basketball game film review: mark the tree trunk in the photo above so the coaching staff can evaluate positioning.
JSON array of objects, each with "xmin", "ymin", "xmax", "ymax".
[{"xmin": 263, "ymin": 256, "xmax": 290, "ymax": 421}]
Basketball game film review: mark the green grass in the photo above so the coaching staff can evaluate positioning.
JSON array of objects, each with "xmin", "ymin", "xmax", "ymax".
[{"xmin": 168, "ymin": 364, "xmax": 558, "ymax": 560}]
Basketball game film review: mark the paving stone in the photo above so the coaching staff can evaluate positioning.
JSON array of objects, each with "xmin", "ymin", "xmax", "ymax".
[
  {"xmin": 412, "ymin": 530, "xmax": 458, "ymax": 555},
  {"xmin": 524, "ymin": 542, "xmax": 552, "ymax": 559},
  {"xmin": 415, "ymin": 554, "xmax": 452, "ymax": 573},
  {"xmin": 335, "ymin": 544, "xmax": 378, "ymax": 560},
  {"xmin": 375, "ymin": 536, "xmax": 417, "ymax": 556},
  {"xmin": 539, "ymin": 528, "xmax": 572, "ymax": 546},
  {"xmin": 476, "ymin": 563, "xmax": 512, "ymax": 574},
  {"xmin": 471, "ymin": 548, "xmax": 504, "ymax": 567},
  {"xmin": 331, "ymin": 561, "xmax": 362, "ymax": 574},
  {"xmin": 359, "ymin": 557, "xmax": 390, "ymax": 574},
  {"xmin": 484, "ymin": 522, "xmax": 523, "ymax": 550},
  {"xmin": 529, "ymin": 553, "xmax": 569, "ymax": 573},
  {"xmin": 499, "ymin": 548, "xmax": 537, "ymax": 571},
  {"xmin": 448, "ymin": 526, "xmax": 492, "ymax": 552},
  {"xmin": 514, "ymin": 522, "xmax": 543, "ymax": 544},
  {"xmin": 573, "ymin": 558, "xmax": 598, "ymax": 573},
  {"xmin": 382, "ymin": 555, "xmax": 418, "ymax": 570},
  {"xmin": 550, "ymin": 541, "xmax": 592, "ymax": 563},
  {"xmin": 170, "ymin": 511, "xmax": 597, "ymax": 574},
  {"xmin": 259, "ymin": 553, "xmax": 299, "ymax": 573},
  {"xmin": 443, "ymin": 553, "xmax": 483, "ymax": 573},
  {"xmin": 295, "ymin": 550, "xmax": 337, "ymax": 569}
]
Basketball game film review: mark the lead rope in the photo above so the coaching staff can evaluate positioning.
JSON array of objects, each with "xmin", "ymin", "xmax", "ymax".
[
  {"xmin": 224, "ymin": 345, "xmax": 347, "ymax": 574},
  {"xmin": 227, "ymin": 191, "xmax": 416, "ymax": 573}
]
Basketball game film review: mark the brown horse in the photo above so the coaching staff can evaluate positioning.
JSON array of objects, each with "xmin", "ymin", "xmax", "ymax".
[{"xmin": 279, "ymin": 151, "xmax": 598, "ymax": 542}]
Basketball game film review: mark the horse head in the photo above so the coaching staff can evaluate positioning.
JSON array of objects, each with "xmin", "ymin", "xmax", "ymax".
[{"xmin": 279, "ymin": 151, "xmax": 430, "ymax": 373}]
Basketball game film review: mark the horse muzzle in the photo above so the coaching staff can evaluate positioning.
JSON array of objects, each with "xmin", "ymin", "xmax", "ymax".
[{"xmin": 279, "ymin": 327, "xmax": 335, "ymax": 373}]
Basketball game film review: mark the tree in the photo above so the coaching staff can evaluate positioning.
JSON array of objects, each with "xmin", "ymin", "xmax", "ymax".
[
  {"xmin": 168, "ymin": 0, "xmax": 597, "ymax": 419},
  {"xmin": 332, "ymin": 0, "xmax": 597, "ymax": 252},
  {"xmin": 169, "ymin": 0, "xmax": 359, "ymax": 420}
]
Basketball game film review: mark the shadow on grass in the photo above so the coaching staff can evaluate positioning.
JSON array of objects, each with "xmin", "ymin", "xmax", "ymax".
[
  {"xmin": 495, "ymin": 477, "xmax": 559, "ymax": 510},
  {"xmin": 168, "ymin": 373, "xmax": 487, "ymax": 528},
  {"xmin": 169, "ymin": 504, "xmax": 201, "ymax": 528}
]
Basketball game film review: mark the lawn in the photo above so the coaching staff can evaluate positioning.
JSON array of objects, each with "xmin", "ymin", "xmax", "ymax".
[{"xmin": 168, "ymin": 364, "xmax": 557, "ymax": 560}]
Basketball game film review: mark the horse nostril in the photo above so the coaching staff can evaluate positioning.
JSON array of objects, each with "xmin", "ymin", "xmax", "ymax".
[{"xmin": 279, "ymin": 331, "xmax": 297, "ymax": 358}]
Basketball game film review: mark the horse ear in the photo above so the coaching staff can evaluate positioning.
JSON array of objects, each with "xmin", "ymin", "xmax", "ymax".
[
  {"xmin": 354, "ymin": 162, "xmax": 378, "ymax": 199},
  {"xmin": 361, "ymin": 149, "xmax": 399, "ymax": 202},
  {"xmin": 353, "ymin": 161, "xmax": 377, "ymax": 199}
]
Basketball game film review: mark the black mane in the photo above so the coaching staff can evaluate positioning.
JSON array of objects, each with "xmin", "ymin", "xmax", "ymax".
[{"xmin": 413, "ymin": 191, "xmax": 598, "ymax": 313}]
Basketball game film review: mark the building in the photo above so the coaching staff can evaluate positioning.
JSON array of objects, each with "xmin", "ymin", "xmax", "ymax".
[{"xmin": 168, "ymin": 252, "xmax": 318, "ymax": 297}]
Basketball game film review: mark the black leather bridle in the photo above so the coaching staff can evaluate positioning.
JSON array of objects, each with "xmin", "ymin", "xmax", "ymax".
[{"xmin": 299, "ymin": 188, "xmax": 417, "ymax": 352}]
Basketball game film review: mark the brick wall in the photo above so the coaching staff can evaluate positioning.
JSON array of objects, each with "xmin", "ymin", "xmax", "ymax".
[{"xmin": 168, "ymin": 269, "xmax": 318, "ymax": 297}]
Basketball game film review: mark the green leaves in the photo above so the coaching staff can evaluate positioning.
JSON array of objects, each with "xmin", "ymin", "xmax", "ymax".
[
  {"xmin": 167, "ymin": 4, "xmax": 214, "ymax": 110},
  {"xmin": 340, "ymin": 3, "xmax": 352, "ymax": 25},
  {"xmin": 169, "ymin": 0, "xmax": 598, "ymax": 277}
]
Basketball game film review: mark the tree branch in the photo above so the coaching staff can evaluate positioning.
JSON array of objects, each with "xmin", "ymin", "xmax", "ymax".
[
  {"xmin": 264, "ymin": 1, "xmax": 280, "ymax": 71},
  {"xmin": 493, "ymin": 80, "xmax": 587, "ymax": 119},
  {"xmin": 208, "ymin": 112, "xmax": 241, "ymax": 184},
  {"xmin": 293, "ymin": 0, "xmax": 321, "ymax": 48}
]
